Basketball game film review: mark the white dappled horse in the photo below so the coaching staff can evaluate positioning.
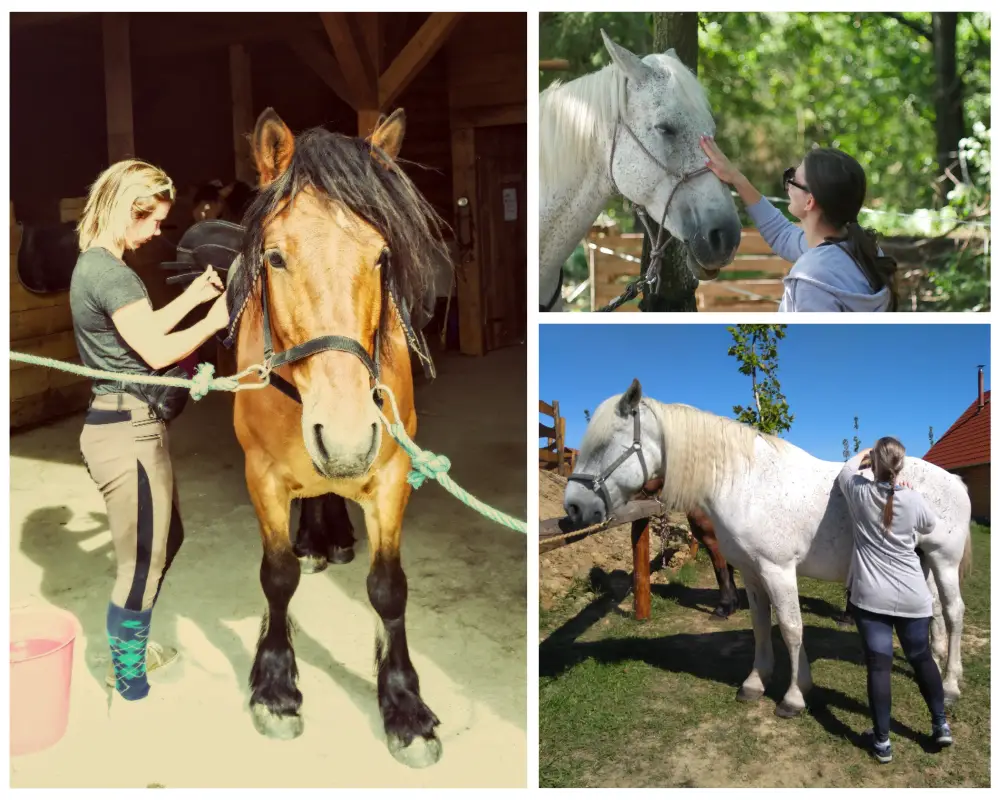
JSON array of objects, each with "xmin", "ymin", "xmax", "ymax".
[
  {"xmin": 539, "ymin": 31, "xmax": 741, "ymax": 310},
  {"xmin": 564, "ymin": 379, "xmax": 972, "ymax": 716}
]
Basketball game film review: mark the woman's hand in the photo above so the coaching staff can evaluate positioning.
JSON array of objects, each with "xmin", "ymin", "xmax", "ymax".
[
  {"xmin": 700, "ymin": 135, "xmax": 743, "ymax": 185},
  {"xmin": 206, "ymin": 294, "xmax": 229, "ymax": 332},
  {"xmin": 858, "ymin": 447, "xmax": 873, "ymax": 470},
  {"xmin": 184, "ymin": 267, "xmax": 224, "ymax": 306}
]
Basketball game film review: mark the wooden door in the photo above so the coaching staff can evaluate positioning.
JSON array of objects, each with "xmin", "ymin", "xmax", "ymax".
[{"xmin": 474, "ymin": 123, "xmax": 526, "ymax": 351}]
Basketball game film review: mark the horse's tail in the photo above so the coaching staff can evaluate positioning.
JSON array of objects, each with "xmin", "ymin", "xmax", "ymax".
[{"xmin": 959, "ymin": 526, "xmax": 973, "ymax": 585}]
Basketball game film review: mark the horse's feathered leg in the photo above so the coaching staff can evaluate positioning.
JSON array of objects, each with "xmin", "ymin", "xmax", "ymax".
[
  {"xmin": 361, "ymin": 448, "xmax": 442, "ymax": 769},
  {"xmin": 758, "ymin": 563, "xmax": 812, "ymax": 717},
  {"xmin": 737, "ymin": 572, "xmax": 773, "ymax": 703},
  {"xmin": 245, "ymin": 454, "xmax": 304, "ymax": 739}
]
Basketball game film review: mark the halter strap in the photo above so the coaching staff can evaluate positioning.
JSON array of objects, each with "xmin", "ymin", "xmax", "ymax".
[{"xmin": 567, "ymin": 408, "xmax": 649, "ymax": 514}]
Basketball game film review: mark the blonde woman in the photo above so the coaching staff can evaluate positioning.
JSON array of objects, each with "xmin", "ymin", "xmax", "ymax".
[
  {"xmin": 838, "ymin": 438, "xmax": 952, "ymax": 763},
  {"xmin": 70, "ymin": 160, "xmax": 229, "ymax": 718}
]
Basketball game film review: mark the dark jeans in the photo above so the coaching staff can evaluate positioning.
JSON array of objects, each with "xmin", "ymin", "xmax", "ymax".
[{"xmin": 851, "ymin": 603, "xmax": 947, "ymax": 741}]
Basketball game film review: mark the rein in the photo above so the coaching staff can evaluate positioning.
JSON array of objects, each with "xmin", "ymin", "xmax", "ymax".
[{"xmin": 567, "ymin": 407, "xmax": 650, "ymax": 514}]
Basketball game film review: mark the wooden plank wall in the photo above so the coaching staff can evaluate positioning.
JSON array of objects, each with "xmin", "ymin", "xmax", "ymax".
[
  {"xmin": 591, "ymin": 229, "xmax": 791, "ymax": 312},
  {"xmin": 10, "ymin": 201, "xmax": 92, "ymax": 430}
]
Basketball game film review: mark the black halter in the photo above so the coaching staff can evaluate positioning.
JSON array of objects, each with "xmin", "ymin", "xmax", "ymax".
[
  {"xmin": 259, "ymin": 250, "xmax": 388, "ymax": 405},
  {"xmin": 567, "ymin": 407, "xmax": 649, "ymax": 514}
]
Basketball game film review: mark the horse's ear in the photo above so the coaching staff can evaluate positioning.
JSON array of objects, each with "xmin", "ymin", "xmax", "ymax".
[
  {"xmin": 664, "ymin": 47, "xmax": 678, "ymax": 60},
  {"xmin": 368, "ymin": 108, "xmax": 406, "ymax": 167},
  {"xmin": 601, "ymin": 29, "xmax": 652, "ymax": 84},
  {"xmin": 617, "ymin": 378, "xmax": 643, "ymax": 416},
  {"xmin": 252, "ymin": 108, "xmax": 295, "ymax": 187}
]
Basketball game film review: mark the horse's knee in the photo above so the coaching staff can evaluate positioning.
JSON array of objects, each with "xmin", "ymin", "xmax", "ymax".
[
  {"xmin": 261, "ymin": 547, "xmax": 300, "ymax": 607},
  {"xmin": 367, "ymin": 555, "xmax": 407, "ymax": 622}
]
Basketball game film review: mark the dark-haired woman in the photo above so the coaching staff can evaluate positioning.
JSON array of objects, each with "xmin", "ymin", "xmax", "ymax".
[
  {"xmin": 700, "ymin": 137, "xmax": 897, "ymax": 311},
  {"xmin": 838, "ymin": 439, "xmax": 953, "ymax": 763}
]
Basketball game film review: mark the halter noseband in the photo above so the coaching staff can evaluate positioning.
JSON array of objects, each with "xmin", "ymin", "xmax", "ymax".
[{"xmin": 567, "ymin": 407, "xmax": 650, "ymax": 515}]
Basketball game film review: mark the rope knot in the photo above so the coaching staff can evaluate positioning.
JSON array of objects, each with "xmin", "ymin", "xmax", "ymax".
[
  {"xmin": 407, "ymin": 449, "xmax": 451, "ymax": 489},
  {"xmin": 190, "ymin": 363, "xmax": 216, "ymax": 401}
]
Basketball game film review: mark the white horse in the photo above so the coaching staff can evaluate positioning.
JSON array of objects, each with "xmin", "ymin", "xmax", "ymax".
[
  {"xmin": 564, "ymin": 379, "xmax": 973, "ymax": 716},
  {"xmin": 539, "ymin": 31, "xmax": 742, "ymax": 311}
]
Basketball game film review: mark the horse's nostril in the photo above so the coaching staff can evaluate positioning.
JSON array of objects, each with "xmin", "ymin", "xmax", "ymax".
[
  {"xmin": 313, "ymin": 424, "xmax": 329, "ymax": 460},
  {"xmin": 568, "ymin": 503, "xmax": 579, "ymax": 520},
  {"xmin": 709, "ymin": 227, "xmax": 723, "ymax": 252}
]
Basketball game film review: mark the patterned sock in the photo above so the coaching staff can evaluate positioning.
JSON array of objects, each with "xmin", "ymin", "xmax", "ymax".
[{"xmin": 107, "ymin": 602, "xmax": 152, "ymax": 700}]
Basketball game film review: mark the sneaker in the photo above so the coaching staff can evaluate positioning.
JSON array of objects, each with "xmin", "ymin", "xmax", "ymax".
[
  {"xmin": 864, "ymin": 728, "xmax": 892, "ymax": 763},
  {"xmin": 105, "ymin": 640, "xmax": 179, "ymax": 688},
  {"xmin": 932, "ymin": 722, "xmax": 953, "ymax": 747}
]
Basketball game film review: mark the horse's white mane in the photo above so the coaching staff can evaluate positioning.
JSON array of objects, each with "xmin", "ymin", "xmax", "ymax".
[
  {"xmin": 539, "ymin": 54, "xmax": 713, "ymax": 188},
  {"xmin": 585, "ymin": 397, "xmax": 786, "ymax": 512}
]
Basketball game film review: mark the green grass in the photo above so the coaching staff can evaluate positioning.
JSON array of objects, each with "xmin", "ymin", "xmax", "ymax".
[{"xmin": 539, "ymin": 526, "xmax": 991, "ymax": 787}]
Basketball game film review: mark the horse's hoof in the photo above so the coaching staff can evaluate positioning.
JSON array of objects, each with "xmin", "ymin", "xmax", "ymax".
[
  {"xmin": 329, "ymin": 545, "xmax": 355, "ymax": 565},
  {"xmin": 712, "ymin": 606, "xmax": 730, "ymax": 619},
  {"xmin": 775, "ymin": 701, "xmax": 805, "ymax": 718},
  {"xmin": 737, "ymin": 686, "xmax": 764, "ymax": 703},
  {"xmin": 298, "ymin": 554, "xmax": 328, "ymax": 574},
  {"xmin": 387, "ymin": 733, "xmax": 443, "ymax": 769},
  {"xmin": 251, "ymin": 703, "xmax": 304, "ymax": 740}
]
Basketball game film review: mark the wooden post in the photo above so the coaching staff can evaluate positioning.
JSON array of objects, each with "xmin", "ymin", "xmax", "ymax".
[
  {"xmin": 102, "ymin": 13, "xmax": 134, "ymax": 162},
  {"xmin": 631, "ymin": 518, "xmax": 651, "ymax": 621},
  {"xmin": 451, "ymin": 126, "xmax": 483, "ymax": 356},
  {"xmin": 553, "ymin": 400, "xmax": 564, "ymax": 477},
  {"xmin": 588, "ymin": 244, "xmax": 596, "ymax": 311},
  {"xmin": 358, "ymin": 109, "xmax": 382, "ymax": 139},
  {"xmin": 229, "ymin": 44, "xmax": 254, "ymax": 185}
]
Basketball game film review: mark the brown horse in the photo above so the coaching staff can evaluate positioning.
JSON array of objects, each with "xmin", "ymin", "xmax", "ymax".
[{"xmin": 230, "ymin": 107, "xmax": 449, "ymax": 768}]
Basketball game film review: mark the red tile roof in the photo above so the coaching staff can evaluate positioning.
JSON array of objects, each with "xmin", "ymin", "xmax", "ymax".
[{"xmin": 923, "ymin": 390, "xmax": 990, "ymax": 469}]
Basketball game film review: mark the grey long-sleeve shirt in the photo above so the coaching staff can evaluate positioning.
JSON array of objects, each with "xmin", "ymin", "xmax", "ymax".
[
  {"xmin": 747, "ymin": 198, "xmax": 891, "ymax": 312},
  {"xmin": 837, "ymin": 453, "xmax": 939, "ymax": 618}
]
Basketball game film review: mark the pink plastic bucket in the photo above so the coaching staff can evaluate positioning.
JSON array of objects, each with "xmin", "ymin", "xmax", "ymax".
[{"xmin": 10, "ymin": 607, "xmax": 79, "ymax": 756}]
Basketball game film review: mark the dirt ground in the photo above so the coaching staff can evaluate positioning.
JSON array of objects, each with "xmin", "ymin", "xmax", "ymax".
[
  {"xmin": 539, "ymin": 470, "xmax": 695, "ymax": 611},
  {"xmin": 9, "ymin": 345, "xmax": 526, "ymax": 789}
]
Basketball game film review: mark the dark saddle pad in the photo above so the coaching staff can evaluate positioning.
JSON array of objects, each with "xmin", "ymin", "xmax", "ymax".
[{"xmin": 16, "ymin": 222, "xmax": 81, "ymax": 294}]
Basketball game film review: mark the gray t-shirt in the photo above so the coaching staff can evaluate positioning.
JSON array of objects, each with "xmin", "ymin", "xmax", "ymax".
[
  {"xmin": 69, "ymin": 247, "xmax": 153, "ymax": 395},
  {"xmin": 837, "ymin": 453, "xmax": 939, "ymax": 618}
]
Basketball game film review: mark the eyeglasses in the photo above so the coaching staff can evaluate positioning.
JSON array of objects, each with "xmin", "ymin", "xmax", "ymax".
[{"xmin": 783, "ymin": 167, "xmax": 809, "ymax": 193}]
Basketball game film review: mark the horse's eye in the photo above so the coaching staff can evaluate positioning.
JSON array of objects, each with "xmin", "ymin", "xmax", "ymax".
[
  {"xmin": 656, "ymin": 123, "xmax": 676, "ymax": 137},
  {"xmin": 266, "ymin": 250, "xmax": 286, "ymax": 269}
]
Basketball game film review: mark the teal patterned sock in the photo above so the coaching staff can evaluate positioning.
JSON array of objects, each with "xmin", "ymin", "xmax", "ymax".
[{"xmin": 107, "ymin": 602, "xmax": 152, "ymax": 700}]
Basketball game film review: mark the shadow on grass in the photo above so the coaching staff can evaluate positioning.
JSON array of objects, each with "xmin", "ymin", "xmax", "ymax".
[{"xmin": 541, "ymin": 578, "xmax": 945, "ymax": 754}]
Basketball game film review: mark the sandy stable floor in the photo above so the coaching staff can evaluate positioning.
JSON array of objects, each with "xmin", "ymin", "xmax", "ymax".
[{"xmin": 9, "ymin": 345, "xmax": 527, "ymax": 788}]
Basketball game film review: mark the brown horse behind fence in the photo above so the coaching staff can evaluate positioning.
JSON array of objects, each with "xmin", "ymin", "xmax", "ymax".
[{"xmin": 229, "ymin": 106, "xmax": 450, "ymax": 768}]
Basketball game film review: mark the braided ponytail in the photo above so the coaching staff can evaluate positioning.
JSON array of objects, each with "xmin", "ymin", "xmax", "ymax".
[{"xmin": 871, "ymin": 437, "xmax": 906, "ymax": 532}]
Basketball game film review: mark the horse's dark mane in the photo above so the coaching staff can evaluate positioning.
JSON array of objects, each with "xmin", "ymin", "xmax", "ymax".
[{"xmin": 230, "ymin": 127, "xmax": 451, "ymax": 357}]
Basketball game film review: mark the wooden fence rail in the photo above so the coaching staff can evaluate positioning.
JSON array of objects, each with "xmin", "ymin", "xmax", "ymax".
[{"xmin": 539, "ymin": 398, "xmax": 576, "ymax": 476}]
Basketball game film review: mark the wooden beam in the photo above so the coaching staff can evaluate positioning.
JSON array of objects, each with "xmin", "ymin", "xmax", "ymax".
[
  {"xmin": 379, "ymin": 12, "xmax": 463, "ymax": 109},
  {"xmin": 11, "ymin": 12, "xmax": 91, "ymax": 28},
  {"xmin": 451, "ymin": 126, "xmax": 483, "ymax": 357},
  {"xmin": 229, "ymin": 45, "xmax": 255, "ymax": 185},
  {"xmin": 320, "ymin": 12, "xmax": 375, "ymax": 109},
  {"xmin": 357, "ymin": 12, "xmax": 381, "ymax": 76},
  {"xmin": 286, "ymin": 34, "xmax": 354, "ymax": 110},
  {"xmin": 540, "ymin": 499, "xmax": 666, "ymax": 539},
  {"xmin": 140, "ymin": 15, "xmax": 323, "ymax": 59},
  {"xmin": 357, "ymin": 109, "xmax": 382, "ymax": 139},
  {"xmin": 539, "ymin": 58, "xmax": 570, "ymax": 71},
  {"xmin": 102, "ymin": 13, "xmax": 134, "ymax": 163},
  {"xmin": 450, "ymin": 103, "xmax": 526, "ymax": 130}
]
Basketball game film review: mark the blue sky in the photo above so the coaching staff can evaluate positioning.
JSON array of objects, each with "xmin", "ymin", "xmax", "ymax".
[{"xmin": 540, "ymin": 324, "xmax": 990, "ymax": 461}]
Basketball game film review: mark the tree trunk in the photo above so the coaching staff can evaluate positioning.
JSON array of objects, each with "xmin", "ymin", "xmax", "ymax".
[
  {"xmin": 638, "ymin": 12, "xmax": 700, "ymax": 312},
  {"xmin": 932, "ymin": 13, "xmax": 966, "ymax": 193}
]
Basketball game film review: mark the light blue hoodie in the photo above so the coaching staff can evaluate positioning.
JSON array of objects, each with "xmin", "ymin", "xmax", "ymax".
[{"xmin": 747, "ymin": 198, "xmax": 891, "ymax": 312}]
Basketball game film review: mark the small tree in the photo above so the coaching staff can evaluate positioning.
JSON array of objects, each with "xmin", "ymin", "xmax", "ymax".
[
  {"xmin": 929, "ymin": 425, "xmax": 935, "ymax": 447},
  {"xmin": 727, "ymin": 324, "xmax": 794, "ymax": 435},
  {"xmin": 583, "ymin": 409, "xmax": 591, "ymax": 423},
  {"xmin": 842, "ymin": 438, "xmax": 851, "ymax": 461}
]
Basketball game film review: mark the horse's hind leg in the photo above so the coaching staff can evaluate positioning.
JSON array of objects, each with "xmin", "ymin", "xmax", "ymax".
[
  {"xmin": 689, "ymin": 509, "xmax": 738, "ymax": 617},
  {"xmin": 758, "ymin": 563, "xmax": 812, "ymax": 717},
  {"xmin": 246, "ymin": 460, "xmax": 304, "ymax": 739},
  {"xmin": 361, "ymin": 450, "xmax": 441, "ymax": 768},
  {"xmin": 293, "ymin": 494, "xmax": 356, "ymax": 573},
  {"xmin": 737, "ymin": 571, "xmax": 774, "ymax": 703},
  {"xmin": 928, "ymin": 559, "xmax": 964, "ymax": 705},
  {"xmin": 923, "ymin": 562, "xmax": 948, "ymax": 673}
]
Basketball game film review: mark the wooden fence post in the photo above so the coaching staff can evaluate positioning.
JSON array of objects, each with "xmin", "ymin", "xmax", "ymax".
[{"xmin": 631, "ymin": 518, "xmax": 651, "ymax": 620}]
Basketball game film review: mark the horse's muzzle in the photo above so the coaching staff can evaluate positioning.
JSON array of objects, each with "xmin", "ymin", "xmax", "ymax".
[{"xmin": 307, "ymin": 420, "xmax": 380, "ymax": 479}]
